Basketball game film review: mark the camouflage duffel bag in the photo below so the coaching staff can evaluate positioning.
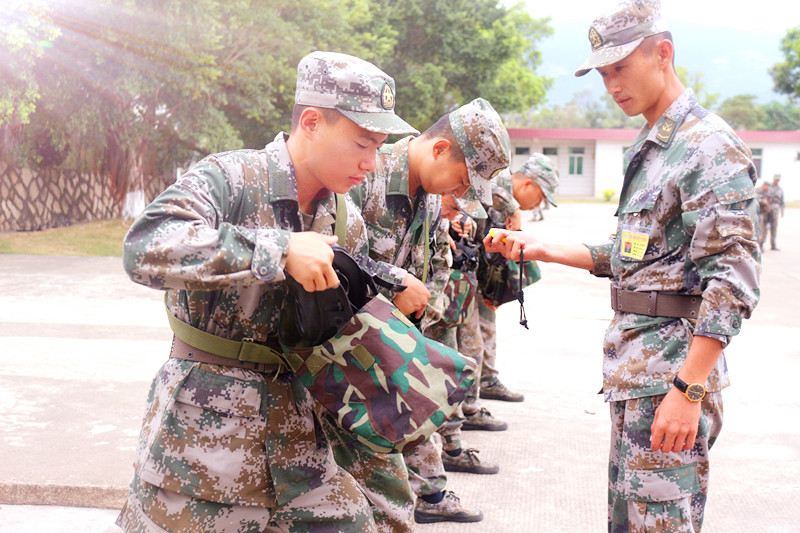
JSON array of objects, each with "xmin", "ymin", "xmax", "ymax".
[
  {"xmin": 433, "ymin": 269, "xmax": 477, "ymax": 328},
  {"xmin": 279, "ymin": 246, "xmax": 478, "ymax": 454}
]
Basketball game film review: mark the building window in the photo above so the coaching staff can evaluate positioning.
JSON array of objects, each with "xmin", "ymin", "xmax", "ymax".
[
  {"xmin": 543, "ymin": 147, "xmax": 558, "ymax": 156},
  {"xmin": 569, "ymin": 147, "xmax": 584, "ymax": 175},
  {"xmin": 751, "ymin": 148, "xmax": 763, "ymax": 179},
  {"xmin": 515, "ymin": 147, "xmax": 530, "ymax": 156}
]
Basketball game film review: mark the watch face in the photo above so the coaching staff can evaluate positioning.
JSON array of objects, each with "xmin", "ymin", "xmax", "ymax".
[{"xmin": 686, "ymin": 384, "xmax": 706, "ymax": 401}]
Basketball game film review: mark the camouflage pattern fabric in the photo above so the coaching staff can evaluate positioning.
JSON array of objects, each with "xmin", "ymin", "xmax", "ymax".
[
  {"xmin": 448, "ymin": 98, "xmax": 511, "ymax": 204},
  {"xmin": 575, "ymin": 0, "xmax": 670, "ymax": 77},
  {"xmin": 288, "ymin": 293, "xmax": 478, "ymax": 454},
  {"xmin": 403, "ymin": 432, "xmax": 447, "ymax": 497},
  {"xmin": 295, "ymin": 51, "xmax": 417, "ymax": 136},
  {"xmin": 116, "ymin": 359, "xmax": 376, "ymax": 533},
  {"xmin": 349, "ymin": 136, "xmax": 452, "ymax": 328},
  {"xmin": 435, "ymin": 269, "xmax": 477, "ymax": 327},
  {"xmin": 477, "ymin": 300, "xmax": 499, "ymax": 380},
  {"xmin": 585, "ymin": 89, "xmax": 761, "ymax": 403},
  {"xmin": 118, "ymin": 133, "xmax": 378, "ymax": 530},
  {"xmin": 317, "ymin": 408, "xmax": 415, "ymax": 533},
  {"xmin": 477, "ymin": 257, "xmax": 541, "ymax": 307},
  {"xmin": 585, "ymin": 89, "xmax": 759, "ymax": 531},
  {"xmin": 608, "ymin": 392, "xmax": 722, "ymax": 533}
]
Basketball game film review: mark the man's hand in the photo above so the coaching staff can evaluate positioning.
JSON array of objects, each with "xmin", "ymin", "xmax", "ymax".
[
  {"xmin": 285, "ymin": 232, "xmax": 340, "ymax": 292},
  {"xmin": 650, "ymin": 388, "xmax": 702, "ymax": 453},
  {"xmin": 505, "ymin": 210, "xmax": 522, "ymax": 231},
  {"xmin": 392, "ymin": 273, "xmax": 430, "ymax": 318},
  {"xmin": 451, "ymin": 215, "xmax": 473, "ymax": 238},
  {"xmin": 483, "ymin": 229, "xmax": 544, "ymax": 261}
]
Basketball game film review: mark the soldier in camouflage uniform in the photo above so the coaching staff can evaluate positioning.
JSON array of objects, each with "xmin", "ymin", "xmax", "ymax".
[
  {"xmin": 116, "ymin": 51, "xmax": 418, "ymax": 533},
  {"xmin": 477, "ymin": 155, "xmax": 559, "ymax": 403},
  {"xmin": 337, "ymin": 97, "xmax": 510, "ymax": 525},
  {"xmin": 486, "ymin": 2, "xmax": 761, "ymax": 531},
  {"xmin": 763, "ymin": 174, "xmax": 785, "ymax": 251},
  {"xmin": 426, "ymin": 195, "xmax": 503, "ymax": 477}
]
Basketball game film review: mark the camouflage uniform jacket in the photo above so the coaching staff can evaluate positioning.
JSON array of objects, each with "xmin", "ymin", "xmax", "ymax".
[
  {"xmin": 122, "ymin": 132, "xmax": 379, "ymax": 505},
  {"xmin": 349, "ymin": 136, "xmax": 452, "ymax": 327},
  {"xmin": 124, "ymin": 132, "xmax": 372, "ymax": 341},
  {"xmin": 585, "ymin": 90, "xmax": 761, "ymax": 402}
]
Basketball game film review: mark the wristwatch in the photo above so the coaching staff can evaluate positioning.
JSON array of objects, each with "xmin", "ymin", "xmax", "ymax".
[{"xmin": 672, "ymin": 376, "xmax": 707, "ymax": 402}]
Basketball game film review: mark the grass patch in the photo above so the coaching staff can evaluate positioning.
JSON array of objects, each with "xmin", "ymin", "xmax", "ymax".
[{"xmin": 0, "ymin": 218, "xmax": 131, "ymax": 257}]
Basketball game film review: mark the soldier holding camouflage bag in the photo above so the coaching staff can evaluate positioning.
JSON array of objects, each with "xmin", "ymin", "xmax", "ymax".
[{"xmin": 116, "ymin": 51, "xmax": 419, "ymax": 533}]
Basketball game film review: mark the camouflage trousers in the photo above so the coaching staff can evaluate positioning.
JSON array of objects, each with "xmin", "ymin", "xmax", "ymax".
[
  {"xmin": 608, "ymin": 392, "xmax": 723, "ymax": 533},
  {"xmin": 402, "ymin": 432, "xmax": 446, "ymax": 497},
  {"xmin": 318, "ymin": 408, "xmax": 415, "ymax": 533},
  {"xmin": 477, "ymin": 299, "xmax": 499, "ymax": 380},
  {"xmin": 116, "ymin": 358, "xmax": 376, "ymax": 533}
]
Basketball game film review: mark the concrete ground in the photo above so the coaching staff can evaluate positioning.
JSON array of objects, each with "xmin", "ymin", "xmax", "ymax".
[{"xmin": 0, "ymin": 202, "xmax": 798, "ymax": 532}]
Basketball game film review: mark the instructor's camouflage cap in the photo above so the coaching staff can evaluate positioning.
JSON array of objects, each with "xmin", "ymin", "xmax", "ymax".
[
  {"xmin": 296, "ymin": 51, "xmax": 418, "ymax": 135},
  {"xmin": 449, "ymin": 98, "xmax": 510, "ymax": 205},
  {"xmin": 574, "ymin": 0, "xmax": 669, "ymax": 77},
  {"xmin": 516, "ymin": 153, "xmax": 559, "ymax": 207}
]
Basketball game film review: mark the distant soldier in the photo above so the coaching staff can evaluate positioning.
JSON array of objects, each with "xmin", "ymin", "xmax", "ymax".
[
  {"xmin": 116, "ymin": 51, "xmax": 417, "ymax": 533},
  {"xmin": 756, "ymin": 181, "xmax": 771, "ymax": 248},
  {"xmin": 487, "ymin": 1, "xmax": 760, "ymax": 531},
  {"xmin": 765, "ymin": 174, "xmax": 785, "ymax": 250}
]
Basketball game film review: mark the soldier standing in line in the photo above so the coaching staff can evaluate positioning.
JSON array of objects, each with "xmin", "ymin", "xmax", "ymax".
[
  {"xmin": 329, "ymin": 97, "xmax": 510, "ymax": 526},
  {"xmin": 765, "ymin": 174, "xmax": 785, "ymax": 250},
  {"xmin": 756, "ymin": 181, "xmax": 771, "ymax": 249},
  {"xmin": 427, "ymin": 194, "xmax": 504, "ymax": 476},
  {"xmin": 486, "ymin": 1, "xmax": 760, "ymax": 531},
  {"xmin": 116, "ymin": 51, "xmax": 418, "ymax": 533},
  {"xmin": 477, "ymin": 154, "xmax": 559, "ymax": 403}
]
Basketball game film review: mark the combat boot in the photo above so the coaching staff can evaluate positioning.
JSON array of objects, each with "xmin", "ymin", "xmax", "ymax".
[
  {"xmin": 462, "ymin": 407, "xmax": 508, "ymax": 431},
  {"xmin": 414, "ymin": 491, "xmax": 484, "ymax": 523},
  {"xmin": 480, "ymin": 376, "xmax": 525, "ymax": 402},
  {"xmin": 441, "ymin": 448, "xmax": 499, "ymax": 475}
]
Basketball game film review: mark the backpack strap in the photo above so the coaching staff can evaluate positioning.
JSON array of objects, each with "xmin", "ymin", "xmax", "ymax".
[{"xmin": 335, "ymin": 193, "xmax": 347, "ymax": 246}]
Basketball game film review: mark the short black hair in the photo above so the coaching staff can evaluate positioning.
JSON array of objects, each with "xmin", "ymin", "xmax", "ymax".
[
  {"xmin": 291, "ymin": 105, "xmax": 342, "ymax": 132},
  {"xmin": 420, "ymin": 114, "xmax": 465, "ymax": 162}
]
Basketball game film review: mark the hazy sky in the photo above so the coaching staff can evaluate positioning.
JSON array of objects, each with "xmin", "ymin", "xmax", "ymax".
[{"xmin": 516, "ymin": 0, "xmax": 800, "ymax": 106}]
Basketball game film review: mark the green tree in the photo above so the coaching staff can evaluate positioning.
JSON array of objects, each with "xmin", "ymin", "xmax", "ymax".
[
  {"xmin": 360, "ymin": 0, "xmax": 552, "ymax": 130},
  {"xmin": 675, "ymin": 66, "xmax": 719, "ymax": 109},
  {"xmin": 761, "ymin": 99, "xmax": 800, "ymax": 130},
  {"xmin": 770, "ymin": 25, "xmax": 800, "ymax": 100},
  {"xmin": 716, "ymin": 94, "xmax": 766, "ymax": 130}
]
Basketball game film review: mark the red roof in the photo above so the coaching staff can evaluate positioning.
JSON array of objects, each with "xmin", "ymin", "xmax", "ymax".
[{"xmin": 508, "ymin": 128, "xmax": 800, "ymax": 144}]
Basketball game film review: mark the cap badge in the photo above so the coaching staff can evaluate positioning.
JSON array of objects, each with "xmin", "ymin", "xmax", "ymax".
[
  {"xmin": 381, "ymin": 83, "xmax": 395, "ymax": 110},
  {"xmin": 656, "ymin": 118, "xmax": 676, "ymax": 142},
  {"xmin": 589, "ymin": 27, "xmax": 604, "ymax": 50}
]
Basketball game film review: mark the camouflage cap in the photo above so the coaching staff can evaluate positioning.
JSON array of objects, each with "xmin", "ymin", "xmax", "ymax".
[
  {"xmin": 452, "ymin": 194, "xmax": 488, "ymax": 220},
  {"xmin": 449, "ymin": 98, "xmax": 510, "ymax": 204},
  {"xmin": 574, "ymin": 0, "xmax": 669, "ymax": 77},
  {"xmin": 517, "ymin": 153, "xmax": 559, "ymax": 207},
  {"xmin": 296, "ymin": 51, "xmax": 418, "ymax": 135}
]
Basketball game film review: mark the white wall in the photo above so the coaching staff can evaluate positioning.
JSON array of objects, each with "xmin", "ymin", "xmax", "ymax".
[
  {"xmin": 752, "ymin": 143, "xmax": 800, "ymax": 202},
  {"xmin": 594, "ymin": 140, "xmax": 628, "ymax": 200}
]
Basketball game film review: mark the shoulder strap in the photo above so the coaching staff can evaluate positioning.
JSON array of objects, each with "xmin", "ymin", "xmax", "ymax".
[{"xmin": 335, "ymin": 193, "xmax": 347, "ymax": 246}]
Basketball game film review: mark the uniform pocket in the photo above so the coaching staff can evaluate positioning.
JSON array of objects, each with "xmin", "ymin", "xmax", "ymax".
[
  {"xmin": 140, "ymin": 364, "xmax": 273, "ymax": 507},
  {"xmin": 621, "ymin": 463, "xmax": 700, "ymax": 502}
]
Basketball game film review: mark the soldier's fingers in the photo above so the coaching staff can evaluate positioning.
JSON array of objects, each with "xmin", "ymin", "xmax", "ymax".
[{"xmin": 321, "ymin": 264, "xmax": 339, "ymax": 291}]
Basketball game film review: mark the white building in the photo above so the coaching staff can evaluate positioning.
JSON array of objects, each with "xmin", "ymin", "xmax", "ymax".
[{"xmin": 508, "ymin": 128, "xmax": 800, "ymax": 202}]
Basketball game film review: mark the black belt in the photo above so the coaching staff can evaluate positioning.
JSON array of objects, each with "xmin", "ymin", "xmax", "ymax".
[{"xmin": 610, "ymin": 287, "xmax": 702, "ymax": 319}]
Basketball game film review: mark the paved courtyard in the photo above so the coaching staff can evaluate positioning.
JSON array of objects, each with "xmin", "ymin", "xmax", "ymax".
[{"xmin": 1, "ymin": 202, "xmax": 798, "ymax": 532}]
